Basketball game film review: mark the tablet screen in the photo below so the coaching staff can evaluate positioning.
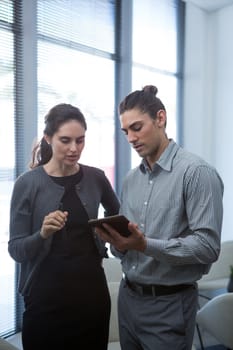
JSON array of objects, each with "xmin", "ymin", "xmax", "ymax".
[{"xmin": 88, "ymin": 214, "xmax": 131, "ymax": 237}]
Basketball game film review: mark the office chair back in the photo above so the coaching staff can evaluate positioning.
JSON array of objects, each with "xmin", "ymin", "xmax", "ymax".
[{"xmin": 196, "ymin": 292, "xmax": 233, "ymax": 349}]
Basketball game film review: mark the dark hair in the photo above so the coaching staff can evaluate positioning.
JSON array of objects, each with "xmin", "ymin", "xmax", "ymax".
[
  {"xmin": 30, "ymin": 103, "xmax": 87, "ymax": 169},
  {"xmin": 119, "ymin": 85, "xmax": 166, "ymax": 120}
]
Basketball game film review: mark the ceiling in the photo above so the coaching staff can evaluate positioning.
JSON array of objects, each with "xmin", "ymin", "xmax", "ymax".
[{"xmin": 183, "ymin": 0, "xmax": 233, "ymax": 12}]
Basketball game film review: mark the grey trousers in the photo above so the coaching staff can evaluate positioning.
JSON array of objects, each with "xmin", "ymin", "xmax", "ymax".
[{"xmin": 118, "ymin": 279, "xmax": 198, "ymax": 350}]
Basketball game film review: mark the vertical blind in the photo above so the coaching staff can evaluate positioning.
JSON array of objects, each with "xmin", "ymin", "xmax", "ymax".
[
  {"xmin": 0, "ymin": 0, "xmax": 17, "ymax": 337},
  {"xmin": 37, "ymin": 0, "xmax": 116, "ymax": 186}
]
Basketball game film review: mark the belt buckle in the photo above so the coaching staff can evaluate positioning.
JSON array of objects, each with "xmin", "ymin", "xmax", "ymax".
[
  {"xmin": 151, "ymin": 285, "xmax": 156, "ymax": 297},
  {"xmin": 138, "ymin": 284, "xmax": 144, "ymax": 296}
]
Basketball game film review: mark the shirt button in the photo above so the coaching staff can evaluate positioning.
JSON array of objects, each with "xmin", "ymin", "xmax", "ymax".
[
  {"xmin": 132, "ymin": 265, "xmax": 136, "ymax": 269},
  {"xmin": 149, "ymin": 180, "xmax": 153, "ymax": 184},
  {"xmin": 140, "ymin": 223, "xmax": 144, "ymax": 228},
  {"xmin": 144, "ymin": 201, "xmax": 147, "ymax": 205}
]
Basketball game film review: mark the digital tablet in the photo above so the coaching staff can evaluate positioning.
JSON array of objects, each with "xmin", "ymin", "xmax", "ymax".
[{"xmin": 88, "ymin": 214, "xmax": 131, "ymax": 237}]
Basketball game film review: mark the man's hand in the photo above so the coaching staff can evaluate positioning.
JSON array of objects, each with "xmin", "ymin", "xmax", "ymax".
[{"xmin": 95, "ymin": 221, "xmax": 146, "ymax": 253}]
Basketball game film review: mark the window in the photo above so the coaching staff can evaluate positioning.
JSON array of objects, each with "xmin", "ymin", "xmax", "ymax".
[
  {"xmin": 37, "ymin": 0, "xmax": 116, "ymax": 185},
  {"xmin": 0, "ymin": 0, "xmax": 16, "ymax": 336},
  {"xmin": 0, "ymin": 0, "xmax": 184, "ymax": 337},
  {"xmin": 131, "ymin": 0, "xmax": 181, "ymax": 167}
]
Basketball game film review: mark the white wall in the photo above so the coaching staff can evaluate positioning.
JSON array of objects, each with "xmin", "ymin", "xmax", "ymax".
[{"xmin": 183, "ymin": 2, "xmax": 233, "ymax": 241}]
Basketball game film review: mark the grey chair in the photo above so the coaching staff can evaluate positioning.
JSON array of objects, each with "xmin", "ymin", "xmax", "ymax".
[
  {"xmin": 103, "ymin": 258, "xmax": 122, "ymax": 350},
  {"xmin": 198, "ymin": 240, "xmax": 233, "ymax": 293},
  {"xmin": 196, "ymin": 292, "xmax": 233, "ymax": 349}
]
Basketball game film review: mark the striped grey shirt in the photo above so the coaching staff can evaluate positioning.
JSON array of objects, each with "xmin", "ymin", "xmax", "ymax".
[{"xmin": 117, "ymin": 140, "xmax": 224, "ymax": 286}]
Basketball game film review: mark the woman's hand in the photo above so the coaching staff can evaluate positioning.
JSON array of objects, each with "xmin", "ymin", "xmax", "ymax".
[{"xmin": 40, "ymin": 210, "xmax": 68, "ymax": 239}]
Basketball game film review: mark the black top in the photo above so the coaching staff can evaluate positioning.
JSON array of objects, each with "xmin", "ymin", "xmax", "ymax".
[{"xmin": 50, "ymin": 168, "xmax": 98, "ymax": 257}]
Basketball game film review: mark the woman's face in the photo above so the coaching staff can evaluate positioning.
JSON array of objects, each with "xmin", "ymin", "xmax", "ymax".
[{"xmin": 45, "ymin": 119, "xmax": 86, "ymax": 169}]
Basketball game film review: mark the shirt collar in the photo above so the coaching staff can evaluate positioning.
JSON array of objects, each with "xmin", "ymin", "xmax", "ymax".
[{"xmin": 139, "ymin": 139, "xmax": 179, "ymax": 173}]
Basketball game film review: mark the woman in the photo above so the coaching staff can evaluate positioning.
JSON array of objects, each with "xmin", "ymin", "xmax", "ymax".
[{"xmin": 8, "ymin": 103, "xmax": 120, "ymax": 350}]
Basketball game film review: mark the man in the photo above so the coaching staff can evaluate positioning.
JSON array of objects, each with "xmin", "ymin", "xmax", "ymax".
[{"xmin": 96, "ymin": 85, "xmax": 224, "ymax": 350}]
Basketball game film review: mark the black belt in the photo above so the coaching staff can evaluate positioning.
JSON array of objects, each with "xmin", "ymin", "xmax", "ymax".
[{"xmin": 124, "ymin": 277, "xmax": 194, "ymax": 297}]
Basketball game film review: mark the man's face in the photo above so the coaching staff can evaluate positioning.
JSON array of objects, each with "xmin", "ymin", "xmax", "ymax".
[{"xmin": 120, "ymin": 108, "xmax": 167, "ymax": 167}]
